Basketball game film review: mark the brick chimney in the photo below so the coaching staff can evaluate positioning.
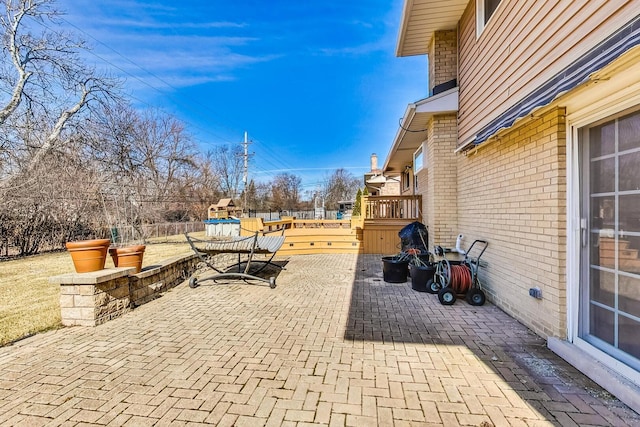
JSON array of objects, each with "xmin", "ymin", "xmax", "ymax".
[{"xmin": 370, "ymin": 153, "xmax": 379, "ymax": 173}]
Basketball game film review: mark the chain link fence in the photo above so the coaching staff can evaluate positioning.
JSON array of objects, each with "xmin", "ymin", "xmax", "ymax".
[{"xmin": 106, "ymin": 221, "xmax": 206, "ymax": 244}]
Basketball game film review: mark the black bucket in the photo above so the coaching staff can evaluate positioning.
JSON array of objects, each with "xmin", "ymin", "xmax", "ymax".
[
  {"xmin": 381, "ymin": 257, "xmax": 409, "ymax": 283},
  {"xmin": 410, "ymin": 263, "xmax": 435, "ymax": 292}
]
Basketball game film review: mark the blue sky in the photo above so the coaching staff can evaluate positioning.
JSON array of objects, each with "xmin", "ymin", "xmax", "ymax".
[{"xmin": 58, "ymin": 0, "xmax": 426, "ymax": 196}]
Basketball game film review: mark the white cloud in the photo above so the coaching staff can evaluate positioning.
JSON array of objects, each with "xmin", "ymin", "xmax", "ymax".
[
  {"xmin": 58, "ymin": 17, "xmax": 276, "ymax": 90},
  {"xmin": 317, "ymin": 40, "xmax": 389, "ymax": 57},
  {"xmin": 92, "ymin": 47, "xmax": 280, "ymax": 91},
  {"xmin": 97, "ymin": 18, "xmax": 247, "ymax": 30},
  {"xmin": 57, "ymin": 0, "xmax": 270, "ymax": 90}
]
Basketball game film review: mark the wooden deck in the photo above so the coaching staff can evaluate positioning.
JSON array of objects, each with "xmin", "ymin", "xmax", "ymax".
[
  {"xmin": 362, "ymin": 195, "xmax": 422, "ymax": 255},
  {"xmin": 239, "ymin": 195, "xmax": 422, "ymax": 256},
  {"xmin": 241, "ymin": 218, "xmax": 362, "ymax": 255}
]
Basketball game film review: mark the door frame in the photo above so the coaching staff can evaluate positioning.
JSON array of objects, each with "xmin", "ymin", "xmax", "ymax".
[{"xmin": 566, "ymin": 85, "xmax": 640, "ymax": 384}]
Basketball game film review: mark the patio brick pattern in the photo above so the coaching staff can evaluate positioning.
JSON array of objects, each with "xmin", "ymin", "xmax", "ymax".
[{"xmin": 1, "ymin": 254, "xmax": 639, "ymax": 426}]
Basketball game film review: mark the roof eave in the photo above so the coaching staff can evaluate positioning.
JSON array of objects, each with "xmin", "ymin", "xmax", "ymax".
[
  {"xmin": 383, "ymin": 88, "xmax": 459, "ymax": 172},
  {"xmin": 396, "ymin": 0, "xmax": 468, "ymax": 57}
]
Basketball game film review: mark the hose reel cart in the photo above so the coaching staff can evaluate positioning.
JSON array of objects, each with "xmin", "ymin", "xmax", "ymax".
[{"xmin": 428, "ymin": 239, "xmax": 488, "ymax": 306}]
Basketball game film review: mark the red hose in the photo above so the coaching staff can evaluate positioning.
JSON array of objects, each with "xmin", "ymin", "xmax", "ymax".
[{"xmin": 449, "ymin": 264, "xmax": 472, "ymax": 294}]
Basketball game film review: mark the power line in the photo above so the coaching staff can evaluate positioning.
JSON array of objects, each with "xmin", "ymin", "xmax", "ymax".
[
  {"xmin": 16, "ymin": 12, "xmax": 329, "ymax": 192},
  {"xmin": 57, "ymin": 16, "xmax": 306, "ymax": 176},
  {"xmin": 57, "ymin": 17, "xmax": 292, "ymax": 154},
  {"xmin": 253, "ymin": 166, "xmax": 369, "ymax": 174}
]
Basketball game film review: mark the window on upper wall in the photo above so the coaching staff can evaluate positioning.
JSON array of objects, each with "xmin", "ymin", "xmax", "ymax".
[
  {"xmin": 413, "ymin": 145, "xmax": 424, "ymax": 173},
  {"xmin": 402, "ymin": 170, "xmax": 410, "ymax": 190},
  {"xmin": 476, "ymin": 0, "xmax": 502, "ymax": 37}
]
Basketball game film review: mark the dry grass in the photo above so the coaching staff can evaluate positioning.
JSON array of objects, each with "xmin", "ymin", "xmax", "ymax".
[{"xmin": 0, "ymin": 234, "xmax": 202, "ymax": 347}]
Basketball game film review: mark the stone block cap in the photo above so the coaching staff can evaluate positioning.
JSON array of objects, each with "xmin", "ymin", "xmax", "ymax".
[{"xmin": 49, "ymin": 267, "xmax": 135, "ymax": 285}]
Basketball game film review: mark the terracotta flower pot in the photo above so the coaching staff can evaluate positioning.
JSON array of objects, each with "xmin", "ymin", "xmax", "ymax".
[
  {"xmin": 65, "ymin": 239, "xmax": 111, "ymax": 273},
  {"xmin": 109, "ymin": 245, "xmax": 146, "ymax": 273}
]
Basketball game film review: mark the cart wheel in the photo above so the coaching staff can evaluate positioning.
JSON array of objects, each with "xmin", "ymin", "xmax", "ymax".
[
  {"xmin": 434, "ymin": 272, "xmax": 447, "ymax": 288},
  {"xmin": 269, "ymin": 277, "xmax": 276, "ymax": 289},
  {"xmin": 426, "ymin": 279, "xmax": 440, "ymax": 294},
  {"xmin": 189, "ymin": 277, "xmax": 198, "ymax": 288},
  {"xmin": 438, "ymin": 287, "xmax": 456, "ymax": 305},
  {"xmin": 466, "ymin": 288, "xmax": 486, "ymax": 306}
]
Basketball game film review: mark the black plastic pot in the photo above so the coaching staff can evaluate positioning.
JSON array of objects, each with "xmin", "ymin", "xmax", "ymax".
[
  {"xmin": 410, "ymin": 263, "xmax": 435, "ymax": 292},
  {"xmin": 381, "ymin": 256, "xmax": 409, "ymax": 283}
]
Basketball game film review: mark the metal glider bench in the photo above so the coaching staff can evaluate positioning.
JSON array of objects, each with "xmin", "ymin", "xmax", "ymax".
[{"xmin": 185, "ymin": 231, "xmax": 285, "ymax": 288}]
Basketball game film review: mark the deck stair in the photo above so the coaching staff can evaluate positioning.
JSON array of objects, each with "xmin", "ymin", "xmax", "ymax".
[
  {"xmin": 238, "ymin": 194, "xmax": 423, "ymax": 256},
  {"xmin": 241, "ymin": 217, "xmax": 362, "ymax": 256},
  {"xmin": 598, "ymin": 237, "xmax": 640, "ymax": 272},
  {"xmin": 279, "ymin": 225, "xmax": 362, "ymax": 255}
]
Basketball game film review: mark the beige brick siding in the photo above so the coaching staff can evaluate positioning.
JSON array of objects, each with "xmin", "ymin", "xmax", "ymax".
[
  {"xmin": 429, "ymin": 30, "xmax": 458, "ymax": 93},
  {"xmin": 456, "ymin": 108, "xmax": 567, "ymax": 338},
  {"xmin": 412, "ymin": 107, "xmax": 566, "ymax": 338},
  {"xmin": 425, "ymin": 114, "xmax": 459, "ymax": 249},
  {"xmin": 379, "ymin": 179, "xmax": 400, "ymax": 196}
]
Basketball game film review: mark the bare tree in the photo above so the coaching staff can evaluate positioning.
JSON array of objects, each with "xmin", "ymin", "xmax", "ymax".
[
  {"xmin": 244, "ymin": 179, "xmax": 258, "ymax": 211},
  {"xmin": 88, "ymin": 106, "xmax": 198, "ymax": 240},
  {"xmin": 320, "ymin": 168, "xmax": 360, "ymax": 210},
  {"xmin": 1, "ymin": 145, "xmax": 103, "ymax": 255},
  {"xmin": 270, "ymin": 172, "xmax": 301, "ymax": 212},
  {"xmin": 182, "ymin": 153, "xmax": 222, "ymax": 220},
  {"xmin": 0, "ymin": 0, "xmax": 247, "ymax": 254},
  {"xmin": 209, "ymin": 144, "xmax": 243, "ymax": 199},
  {"xmin": 0, "ymin": 0, "xmax": 120, "ymax": 172},
  {"xmin": 243, "ymin": 179, "xmax": 273, "ymax": 211}
]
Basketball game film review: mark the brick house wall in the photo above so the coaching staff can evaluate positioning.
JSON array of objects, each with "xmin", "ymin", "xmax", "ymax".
[
  {"xmin": 414, "ymin": 107, "xmax": 566, "ymax": 338},
  {"xmin": 425, "ymin": 114, "xmax": 459, "ymax": 249},
  {"xmin": 429, "ymin": 30, "xmax": 458, "ymax": 91},
  {"xmin": 417, "ymin": 27, "xmax": 568, "ymax": 338},
  {"xmin": 392, "ymin": 0, "xmax": 640, "ymax": 406},
  {"xmin": 379, "ymin": 179, "xmax": 400, "ymax": 196},
  {"xmin": 422, "ymin": 29, "xmax": 460, "ymax": 248},
  {"xmin": 456, "ymin": 107, "xmax": 567, "ymax": 338}
]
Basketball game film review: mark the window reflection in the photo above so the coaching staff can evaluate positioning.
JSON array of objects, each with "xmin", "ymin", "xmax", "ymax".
[
  {"xmin": 619, "ymin": 113, "xmax": 640, "ymax": 152},
  {"xmin": 589, "ymin": 269, "xmax": 614, "ymax": 306},
  {"xmin": 619, "ymin": 151, "xmax": 640, "ymax": 192},
  {"xmin": 590, "ymin": 158, "xmax": 615, "ymax": 194},
  {"xmin": 590, "ymin": 122, "xmax": 615, "ymax": 157},
  {"xmin": 591, "ymin": 196, "xmax": 614, "ymax": 231},
  {"xmin": 620, "ymin": 195, "xmax": 640, "ymax": 234},
  {"xmin": 619, "ymin": 315, "xmax": 640, "ymax": 359},
  {"xmin": 590, "ymin": 304, "xmax": 614, "ymax": 345},
  {"xmin": 619, "ymin": 275, "xmax": 640, "ymax": 317}
]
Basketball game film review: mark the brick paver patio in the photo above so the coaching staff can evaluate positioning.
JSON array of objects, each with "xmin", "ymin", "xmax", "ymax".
[{"xmin": 1, "ymin": 254, "xmax": 639, "ymax": 426}]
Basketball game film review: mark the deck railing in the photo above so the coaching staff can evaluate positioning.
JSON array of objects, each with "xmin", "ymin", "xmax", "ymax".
[
  {"xmin": 291, "ymin": 219, "xmax": 351, "ymax": 229},
  {"xmin": 237, "ymin": 197, "xmax": 422, "ymax": 254},
  {"xmin": 239, "ymin": 196, "xmax": 422, "ymax": 239},
  {"xmin": 363, "ymin": 195, "xmax": 422, "ymax": 221}
]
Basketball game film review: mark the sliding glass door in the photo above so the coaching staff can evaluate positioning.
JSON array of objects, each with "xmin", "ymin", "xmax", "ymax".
[{"xmin": 579, "ymin": 109, "xmax": 640, "ymax": 371}]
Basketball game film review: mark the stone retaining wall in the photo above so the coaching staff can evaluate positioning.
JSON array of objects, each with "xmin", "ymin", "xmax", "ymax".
[{"xmin": 50, "ymin": 254, "xmax": 199, "ymax": 327}]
